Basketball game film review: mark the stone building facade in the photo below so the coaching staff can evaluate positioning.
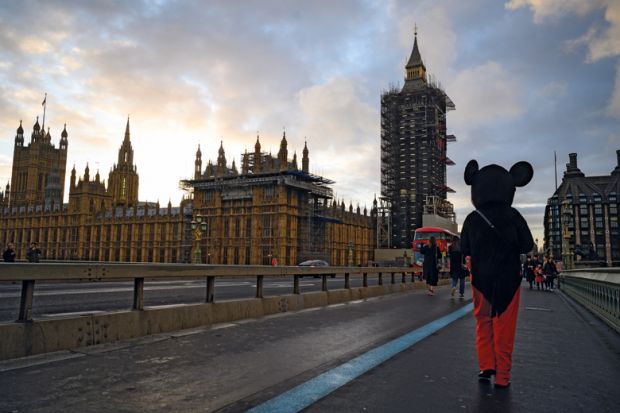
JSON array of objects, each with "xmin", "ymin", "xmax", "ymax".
[
  {"xmin": 544, "ymin": 151, "xmax": 620, "ymax": 266},
  {"xmin": 182, "ymin": 133, "xmax": 376, "ymax": 266},
  {"xmin": 1, "ymin": 115, "xmax": 375, "ymax": 265},
  {"xmin": 0, "ymin": 117, "xmax": 191, "ymax": 262}
]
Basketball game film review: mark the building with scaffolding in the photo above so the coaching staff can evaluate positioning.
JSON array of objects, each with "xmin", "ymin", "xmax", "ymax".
[
  {"xmin": 181, "ymin": 134, "xmax": 376, "ymax": 266},
  {"xmin": 379, "ymin": 29, "xmax": 456, "ymax": 248}
]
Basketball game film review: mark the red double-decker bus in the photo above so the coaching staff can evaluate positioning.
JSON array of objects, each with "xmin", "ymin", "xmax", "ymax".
[{"xmin": 412, "ymin": 227, "xmax": 459, "ymax": 273}]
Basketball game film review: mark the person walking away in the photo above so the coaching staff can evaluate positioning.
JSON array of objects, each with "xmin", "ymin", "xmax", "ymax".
[
  {"xmin": 26, "ymin": 242, "xmax": 41, "ymax": 263},
  {"xmin": 543, "ymin": 257, "xmax": 557, "ymax": 291},
  {"xmin": 3, "ymin": 243, "xmax": 16, "ymax": 262},
  {"xmin": 449, "ymin": 239, "xmax": 466, "ymax": 298},
  {"xmin": 460, "ymin": 160, "xmax": 534, "ymax": 388},
  {"xmin": 546, "ymin": 258, "xmax": 558, "ymax": 291},
  {"xmin": 420, "ymin": 236, "xmax": 441, "ymax": 296},
  {"xmin": 524, "ymin": 256, "xmax": 535, "ymax": 289}
]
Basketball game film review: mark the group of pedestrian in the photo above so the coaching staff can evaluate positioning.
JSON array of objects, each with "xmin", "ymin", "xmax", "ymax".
[
  {"xmin": 523, "ymin": 254, "xmax": 558, "ymax": 291},
  {"xmin": 2, "ymin": 242, "xmax": 41, "ymax": 263}
]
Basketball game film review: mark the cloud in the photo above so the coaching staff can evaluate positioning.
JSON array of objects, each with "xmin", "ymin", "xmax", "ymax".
[
  {"xmin": 295, "ymin": 77, "xmax": 379, "ymax": 203},
  {"xmin": 609, "ymin": 62, "xmax": 620, "ymax": 118},
  {"xmin": 505, "ymin": 0, "xmax": 602, "ymax": 23},
  {"xmin": 447, "ymin": 61, "xmax": 525, "ymax": 131},
  {"xmin": 507, "ymin": 0, "xmax": 620, "ymax": 117}
]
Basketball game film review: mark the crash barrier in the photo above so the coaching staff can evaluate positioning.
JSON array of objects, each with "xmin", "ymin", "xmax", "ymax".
[
  {"xmin": 559, "ymin": 268, "xmax": 620, "ymax": 334},
  {"xmin": 0, "ymin": 262, "xmax": 431, "ymax": 360}
]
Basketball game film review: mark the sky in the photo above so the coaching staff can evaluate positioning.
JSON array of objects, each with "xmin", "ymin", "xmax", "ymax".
[{"xmin": 1, "ymin": 0, "xmax": 620, "ymax": 244}]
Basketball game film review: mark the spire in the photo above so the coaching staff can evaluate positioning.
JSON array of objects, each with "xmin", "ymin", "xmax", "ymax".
[
  {"xmin": 292, "ymin": 151, "xmax": 298, "ymax": 170},
  {"xmin": 61, "ymin": 123, "xmax": 68, "ymax": 138},
  {"xmin": 405, "ymin": 25, "xmax": 427, "ymax": 83},
  {"xmin": 15, "ymin": 120, "xmax": 24, "ymax": 146},
  {"xmin": 254, "ymin": 135, "xmax": 262, "ymax": 173},
  {"xmin": 302, "ymin": 140, "xmax": 309, "ymax": 173},
  {"xmin": 217, "ymin": 140, "xmax": 227, "ymax": 175},
  {"xmin": 255, "ymin": 134, "xmax": 261, "ymax": 153},
  {"xmin": 278, "ymin": 130, "xmax": 288, "ymax": 171},
  {"xmin": 232, "ymin": 158, "xmax": 238, "ymax": 175},
  {"xmin": 195, "ymin": 144, "xmax": 202, "ymax": 179},
  {"xmin": 84, "ymin": 163, "xmax": 90, "ymax": 182},
  {"xmin": 124, "ymin": 117, "xmax": 130, "ymax": 142},
  {"xmin": 33, "ymin": 116, "xmax": 40, "ymax": 132}
]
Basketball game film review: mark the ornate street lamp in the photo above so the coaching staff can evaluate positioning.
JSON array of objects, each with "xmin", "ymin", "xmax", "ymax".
[
  {"xmin": 561, "ymin": 200, "xmax": 573, "ymax": 272},
  {"xmin": 191, "ymin": 215, "xmax": 207, "ymax": 264},
  {"xmin": 347, "ymin": 240, "xmax": 354, "ymax": 267}
]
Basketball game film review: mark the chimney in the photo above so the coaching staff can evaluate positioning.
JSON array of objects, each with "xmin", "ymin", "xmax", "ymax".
[{"xmin": 568, "ymin": 153, "xmax": 578, "ymax": 170}]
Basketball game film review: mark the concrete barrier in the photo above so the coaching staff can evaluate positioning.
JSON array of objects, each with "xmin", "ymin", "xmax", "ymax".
[{"xmin": 0, "ymin": 280, "xmax": 446, "ymax": 361}]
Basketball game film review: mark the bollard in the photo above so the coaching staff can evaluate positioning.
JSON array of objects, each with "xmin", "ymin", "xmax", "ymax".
[
  {"xmin": 344, "ymin": 273, "xmax": 350, "ymax": 289},
  {"xmin": 206, "ymin": 276, "xmax": 215, "ymax": 303},
  {"xmin": 402, "ymin": 272, "xmax": 406, "ymax": 284},
  {"xmin": 322, "ymin": 275, "xmax": 328, "ymax": 291},
  {"xmin": 363, "ymin": 272, "xmax": 368, "ymax": 287},
  {"xmin": 256, "ymin": 275, "xmax": 264, "ymax": 298},
  {"xmin": 133, "ymin": 277, "xmax": 144, "ymax": 310},
  {"xmin": 391, "ymin": 272, "xmax": 395, "ymax": 284},
  {"xmin": 18, "ymin": 280, "xmax": 35, "ymax": 322},
  {"xmin": 293, "ymin": 274, "xmax": 300, "ymax": 294},
  {"xmin": 378, "ymin": 272, "xmax": 383, "ymax": 286}
]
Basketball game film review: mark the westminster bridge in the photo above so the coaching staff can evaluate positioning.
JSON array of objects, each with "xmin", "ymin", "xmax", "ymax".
[{"xmin": 0, "ymin": 263, "xmax": 618, "ymax": 412}]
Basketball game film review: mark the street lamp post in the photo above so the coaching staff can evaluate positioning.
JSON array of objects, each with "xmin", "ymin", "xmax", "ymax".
[
  {"xmin": 191, "ymin": 215, "xmax": 207, "ymax": 264},
  {"xmin": 561, "ymin": 200, "xmax": 573, "ymax": 272},
  {"xmin": 347, "ymin": 240, "xmax": 354, "ymax": 267}
]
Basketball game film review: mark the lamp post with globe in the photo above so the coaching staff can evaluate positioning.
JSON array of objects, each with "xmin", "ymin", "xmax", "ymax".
[{"xmin": 191, "ymin": 215, "xmax": 207, "ymax": 264}]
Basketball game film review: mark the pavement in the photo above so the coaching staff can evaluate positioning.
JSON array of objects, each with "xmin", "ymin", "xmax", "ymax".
[{"xmin": 1, "ymin": 282, "xmax": 619, "ymax": 412}]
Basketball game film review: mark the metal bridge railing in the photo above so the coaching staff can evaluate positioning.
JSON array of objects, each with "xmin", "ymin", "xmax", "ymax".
[
  {"xmin": 559, "ymin": 268, "xmax": 620, "ymax": 333},
  {"xmin": 0, "ymin": 262, "xmax": 419, "ymax": 323}
]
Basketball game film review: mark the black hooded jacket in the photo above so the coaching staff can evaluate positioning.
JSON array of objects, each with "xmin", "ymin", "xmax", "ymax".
[{"xmin": 460, "ymin": 161, "xmax": 534, "ymax": 316}]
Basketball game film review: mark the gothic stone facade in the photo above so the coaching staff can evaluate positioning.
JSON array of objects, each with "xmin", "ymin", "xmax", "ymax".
[
  {"xmin": 0, "ymin": 117, "xmax": 191, "ymax": 262},
  {"xmin": 182, "ymin": 134, "xmax": 376, "ymax": 266},
  {"xmin": 544, "ymin": 152, "xmax": 620, "ymax": 266}
]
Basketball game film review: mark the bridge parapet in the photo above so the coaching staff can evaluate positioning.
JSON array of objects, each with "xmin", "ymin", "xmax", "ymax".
[
  {"xmin": 560, "ymin": 268, "xmax": 620, "ymax": 333},
  {"xmin": 0, "ymin": 263, "xmax": 421, "ymax": 360}
]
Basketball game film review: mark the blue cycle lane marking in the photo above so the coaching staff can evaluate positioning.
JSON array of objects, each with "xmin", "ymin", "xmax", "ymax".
[{"xmin": 246, "ymin": 302, "xmax": 474, "ymax": 413}]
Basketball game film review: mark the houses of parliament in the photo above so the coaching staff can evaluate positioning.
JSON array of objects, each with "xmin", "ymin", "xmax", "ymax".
[{"xmin": 0, "ymin": 114, "xmax": 375, "ymax": 265}]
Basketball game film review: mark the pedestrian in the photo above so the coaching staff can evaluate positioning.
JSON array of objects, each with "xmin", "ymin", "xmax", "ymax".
[
  {"xmin": 449, "ymin": 238, "xmax": 466, "ymax": 298},
  {"xmin": 534, "ymin": 261, "xmax": 543, "ymax": 290},
  {"xmin": 26, "ymin": 242, "xmax": 41, "ymax": 263},
  {"xmin": 460, "ymin": 159, "xmax": 534, "ymax": 388},
  {"xmin": 549, "ymin": 258, "xmax": 558, "ymax": 290},
  {"xmin": 543, "ymin": 257, "xmax": 558, "ymax": 291},
  {"xmin": 524, "ymin": 256, "xmax": 535, "ymax": 289},
  {"xmin": 420, "ymin": 236, "xmax": 441, "ymax": 296},
  {"xmin": 3, "ymin": 242, "xmax": 16, "ymax": 262}
]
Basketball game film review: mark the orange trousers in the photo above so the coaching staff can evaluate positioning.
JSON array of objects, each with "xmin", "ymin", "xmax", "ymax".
[{"xmin": 472, "ymin": 285, "xmax": 520, "ymax": 385}]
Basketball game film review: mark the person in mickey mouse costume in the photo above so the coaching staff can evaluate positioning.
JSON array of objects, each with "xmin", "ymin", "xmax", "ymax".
[{"xmin": 460, "ymin": 159, "xmax": 534, "ymax": 388}]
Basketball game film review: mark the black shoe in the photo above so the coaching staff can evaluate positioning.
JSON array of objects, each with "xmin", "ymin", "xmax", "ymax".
[{"xmin": 478, "ymin": 369, "xmax": 496, "ymax": 382}]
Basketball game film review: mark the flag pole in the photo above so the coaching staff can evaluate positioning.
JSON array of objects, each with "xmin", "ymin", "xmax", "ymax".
[
  {"xmin": 554, "ymin": 150, "xmax": 558, "ymax": 191},
  {"xmin": 41, "ymin": 93, "xmax": 47, "ymax": 131}
]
